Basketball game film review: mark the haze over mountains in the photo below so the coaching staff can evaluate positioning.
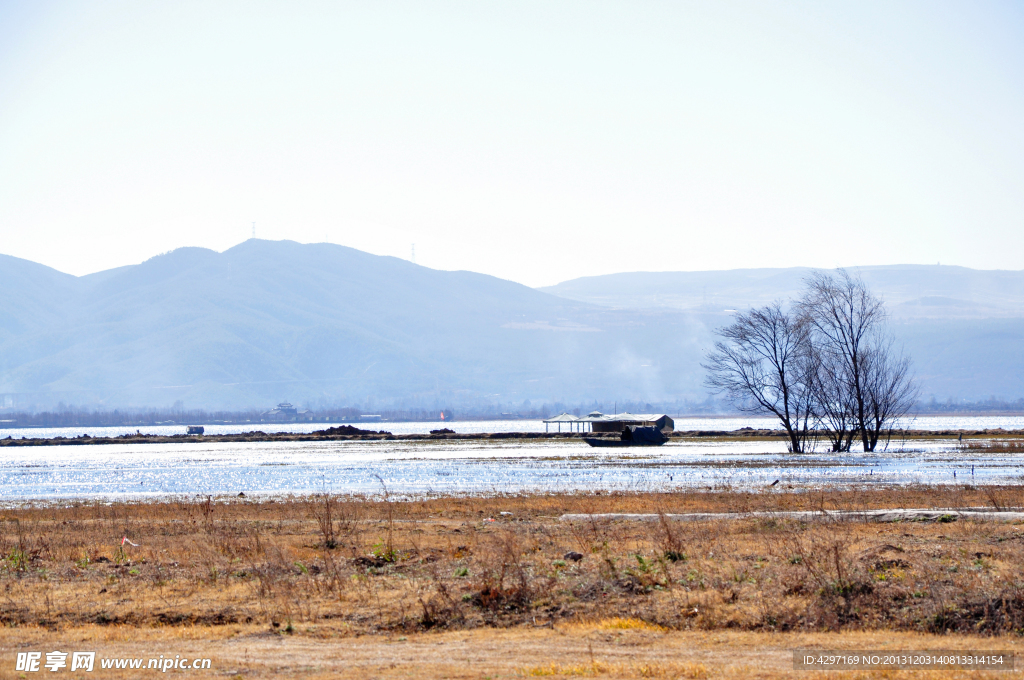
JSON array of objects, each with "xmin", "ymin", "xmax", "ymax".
[
  {"xmin": 0, "ymin": 241, "xmax": 1021, "ymax": 411},
  {"xmin": 0, "ymin": 241, "xmax": 707, "ymax": 410},
  {"xmin": 540, "ymin": 267, "xmax": 1024, "ymax": 319}
]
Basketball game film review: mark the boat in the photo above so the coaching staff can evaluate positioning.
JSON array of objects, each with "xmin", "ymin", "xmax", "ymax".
[
  {"xmin": 584, "ymin": 426, "xmax": 667, "ymax": 447},
  {"xmin": 584, "ymin": 438, "xmax": 644, "ymax": 447}
]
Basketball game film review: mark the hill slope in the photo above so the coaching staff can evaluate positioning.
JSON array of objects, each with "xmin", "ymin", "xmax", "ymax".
[
  {"xmin": 0, "ymin": 241, "xmax": 710, "ymax": 409},
  {"xmin": 540, "ymin": 265, "xmax": 1024, "ymax": 402},
  {"xmin": 539, "ymin": 265, "xmax": 1024, "ymax": 319},
  {"xmin": 0, "ymin": 249, "xmax": 1021, "ymax": 410}
]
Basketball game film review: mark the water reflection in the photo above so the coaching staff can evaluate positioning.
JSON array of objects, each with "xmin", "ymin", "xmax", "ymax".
[{"xmin": 1, "ymin": 438, "xmax": 1020, "ymax": 500}]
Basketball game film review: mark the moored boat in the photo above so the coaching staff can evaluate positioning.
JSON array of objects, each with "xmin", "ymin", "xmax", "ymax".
[{"xmin": 584, "ymin": 425, "xmax": 667, "ymax": 447}]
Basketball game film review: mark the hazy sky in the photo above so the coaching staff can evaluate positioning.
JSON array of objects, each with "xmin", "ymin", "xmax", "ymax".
[{"xmin": 1, "ymin": 1, "xmax": 1022, "ymax": 287}]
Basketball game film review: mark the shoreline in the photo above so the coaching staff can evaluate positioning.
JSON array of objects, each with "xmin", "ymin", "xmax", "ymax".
[{"xmin": 2, "ymin": 427, "xmax": 1023, "ymax": 447}]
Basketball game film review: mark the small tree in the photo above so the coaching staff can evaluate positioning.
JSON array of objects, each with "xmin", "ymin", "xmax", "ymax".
[
  {"xmin": 806, "ymin": 344, "xmax": 859, "ymax": 452},
  {"xmin": 861, "ymin": 334, "xmax": 918, "ymax": 451},
  {"xmin": 702, "ymin": 303, "xmax": 815, "ymax": 453},
  {"xmin": 704, "ymin": 270, "xmax": 917, "ymax": 453},
  {"xmin": 799, "ymin": 270, "xmax": 915, "ymax": 452}
]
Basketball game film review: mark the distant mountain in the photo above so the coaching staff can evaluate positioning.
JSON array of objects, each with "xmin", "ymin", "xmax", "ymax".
[
  {"xmin": 540, "ymin": 265, "xmax": 1024, "ymax": 402},
  {"xmin": 0, "ymin": 254, "xmax": 78, "ymax": 344},
  {"xmin": 0, "ymin": 241, "xmax": 712, "ymax": 410},
  {"xmin": 539, "ymin": 265, "xmax": 1024, "ymax": 319},
  {"xmin": 0, "ymin": 248, "xmax": 1020, "ymax": 410}
]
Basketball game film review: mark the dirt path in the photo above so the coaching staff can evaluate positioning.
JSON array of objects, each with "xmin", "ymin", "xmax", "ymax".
[
  {"xmin": 561, "ymin": 508, "xmax": 1024, "ymax": 522},
  {"xmin": 3, "ymin": 625, "xmax": 1019, "ymax": 679}
]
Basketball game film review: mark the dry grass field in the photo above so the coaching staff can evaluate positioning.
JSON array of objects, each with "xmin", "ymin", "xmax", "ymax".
[{"xmin": 3, "ymin": 484, "xmax": 1024, "ymax": 678}]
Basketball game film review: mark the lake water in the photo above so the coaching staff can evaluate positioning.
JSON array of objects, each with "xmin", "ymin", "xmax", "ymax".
[
  {"xmin": 1, "ymin": 436, "xmax": 1021, "ymax": 501},
  {"xmin": 2, "ymin": 415, "xmax": 1022, "ymax": 441}
]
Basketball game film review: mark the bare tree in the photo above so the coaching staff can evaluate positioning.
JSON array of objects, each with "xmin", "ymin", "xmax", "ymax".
[
  {"xmin": 799, "ymin": 270, "xmax": 915, "ymax": 452},
  {"xmin": 806, "ymin": 344, "xmax": 859, "ymax": 452},
  {"xmin": 703, "ymin": 303, "xmax": 815, "ymax": 453},
  {"xmin": 861, "ymin": 334, "xmax": 918, "ymax": 451}
]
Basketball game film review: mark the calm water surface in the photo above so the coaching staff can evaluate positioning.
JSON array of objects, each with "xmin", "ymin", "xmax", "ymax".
[{"xmin": 2, "ymin": 437, "xmax": 1021, "ymax": 501}]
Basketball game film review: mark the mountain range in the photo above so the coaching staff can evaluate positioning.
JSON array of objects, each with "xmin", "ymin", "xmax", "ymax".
[
  {"xmin": 0, "ymin": 241, "xmax": 1021, "ymax": 410},
  {"xmin": 540, "ymin": 266, "xmax": 1024, "ymax": 319}
]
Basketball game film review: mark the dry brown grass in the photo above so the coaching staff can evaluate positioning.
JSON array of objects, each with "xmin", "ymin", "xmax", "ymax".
[
  {"xmin": 4, "ymin": 488, "xmax": 1024, "ymax": 677},
  {"xmin": 1, "ymin": 486, "xmax": 1023, "ymax": 636},
  {"xmin": 961, "ymin": 439, "xmax": 1024, "ymax": 453}
]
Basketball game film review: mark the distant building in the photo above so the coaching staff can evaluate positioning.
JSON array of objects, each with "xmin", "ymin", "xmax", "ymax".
[
  {"xmin": 589, "ymin": 413, "xmax": 674, "ymax": 433},
  {"xmin": 261, "ymin": 402, "xmax": 298, "ymax": 422},
  {"xmin": 543, "ymin": 412, "xmax": 674, "ymax": 433},
  {"xmin": 542, "ymin": 412, "xmax": 581, "ymax": 432}
]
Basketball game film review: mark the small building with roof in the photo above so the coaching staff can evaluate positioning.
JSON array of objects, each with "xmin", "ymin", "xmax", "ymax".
[
  {"xmin": 588, "ymin": 412, "xmax": 674, "ymax": 433},
  {"xmin": 543, "ymin": 411, "xmax": 674, "ymax": 433},
  {"xmin": 542, "ymin": 412, "xmax": 583, "ymax": 432},
  {"xmin": 261, "ymin": 402, "xmax": 298, "ymax": 422}
]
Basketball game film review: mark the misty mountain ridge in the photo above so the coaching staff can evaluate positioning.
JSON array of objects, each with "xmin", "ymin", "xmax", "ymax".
[
  {"xmin": 0, "ymin": 242, "xmax": 1021, "ymax": 410},
  {"xmin": 0, "ymin": 241, "xmax": 708, "ymax": 410},
  {"xmin": 540, "ymin": 266, "xmax": 1024, "ymax": 319}
]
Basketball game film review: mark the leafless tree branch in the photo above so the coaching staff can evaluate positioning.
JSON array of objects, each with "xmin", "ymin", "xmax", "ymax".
[{"xmin": 703, "ymin": 302, "xmax": 815, "ymax": 452}]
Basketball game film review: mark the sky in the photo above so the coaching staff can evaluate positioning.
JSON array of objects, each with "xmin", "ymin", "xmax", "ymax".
[{"xmin": 0, "ymin": 1, "xmax": 1022, "ymax": 288}]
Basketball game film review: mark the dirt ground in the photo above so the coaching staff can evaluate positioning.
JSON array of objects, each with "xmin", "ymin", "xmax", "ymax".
[{"xmin": 2, "ymin": 624, "xmax": 1021, "ymax": 679}]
